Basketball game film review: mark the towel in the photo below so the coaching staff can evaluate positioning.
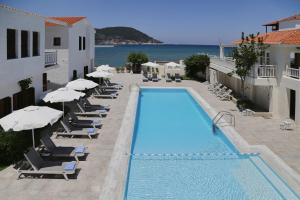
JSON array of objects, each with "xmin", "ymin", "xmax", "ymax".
[
  {"xmin": 64, "ymin": 161, "xmax": 76, "ymax": 171},
  {"xmin": 87, "ymin": 128, "xmax": 95, "ymax": 135},
  {"xmin": 74, "ymin": 146, "xmax": 85, "ymax": 154}
]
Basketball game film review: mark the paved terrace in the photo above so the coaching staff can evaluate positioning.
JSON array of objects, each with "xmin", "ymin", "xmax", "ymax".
[{"xmin": 0, "ymin": 73, "xmax": 300, "ymax": 199}]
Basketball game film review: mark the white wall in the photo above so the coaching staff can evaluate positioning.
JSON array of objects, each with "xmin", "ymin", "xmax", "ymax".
[
  {"xmin": 0, "ymin": 6, "xmax": 45, "ymax": 102},
  {"xmin": 45, "ymin": 25, "xmax": 69, "ymax": 49},
  {"xmin": 68, "ymin": 19, "xmax": 94, "ymax": 80},
  {"xmin": 279, "ymin": 20, "xmax": 300, "ymax": 30}
]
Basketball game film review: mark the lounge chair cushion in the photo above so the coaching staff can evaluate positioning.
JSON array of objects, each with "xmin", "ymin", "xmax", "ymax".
[
  {"xmin": 75, "ymin": 146, "xmax": 85, "ymax": 154},
  {"xmin": 87, "ymin": 128, "xmax": 95, "ymax": 134},
  {"xmin": 64, "ymin": 161, "xmax": 77, "ymax": 171}
]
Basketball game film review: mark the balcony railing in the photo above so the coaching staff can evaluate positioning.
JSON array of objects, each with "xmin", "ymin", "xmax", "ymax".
[
  {"xmin": 45, "ymin": 51, "xmax": 57, "ymax": 66},
  {"xmin": 286, "ymin": 67, "xmax": 300, "ymax": 79},
  {"xmin": 252, "ymin": 65, "xmax": 276, "ymax": 78}
]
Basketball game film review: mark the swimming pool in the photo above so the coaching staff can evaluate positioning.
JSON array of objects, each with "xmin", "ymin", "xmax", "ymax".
[{"xmin": 125, "ymin": 88, "xmax": 299, "ymax": 199}]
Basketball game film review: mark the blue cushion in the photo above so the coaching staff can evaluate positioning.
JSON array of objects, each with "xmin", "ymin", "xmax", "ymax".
[
  {"xmin": 87, "ymin": 128, "xmax": 95, "ymax": 134},
  {"xmin": 74, "ymin": 146, "xmax": 85, "ymax": 154},
  {"xmin": 64, "ymin": 161, "xmax": 76, "ymax": 171}
]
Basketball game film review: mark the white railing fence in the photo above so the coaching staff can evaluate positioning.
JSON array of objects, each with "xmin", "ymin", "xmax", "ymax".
[
  {"xmin": 252, "ymin": 65, "xmax": 276, "ymax": 78},
  {"xmin": 45, "ymin": 51, "xmax": 57, "ymax": 66},
  {"xmin": 286, "ymin": 66, "xmax": 300, "ymax": 79}
]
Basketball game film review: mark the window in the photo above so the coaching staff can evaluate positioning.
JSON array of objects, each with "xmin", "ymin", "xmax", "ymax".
[
  {"xmin": 43, "ymin": 73, "xmax": 47, "ymax": 92},
  {"xmin": 53, "ymin": 37, "xmax": 61, "ymax": 46},
  {"xmin": 7, "ymin": 29, "xmax": 17, "ymax": 59},
  {"xmin": 21, "ymin": 30, "xmax": 29, "ymax": 58},
  {"xmin": 79, "ymin": 36, "xmax": 82, "ymax": 50},
  {"xmin": 32, "ymin": 32, "xmax": 39, "ymax": 56},
  {"xmin": 266, "ymin": 52, "xmax": 270, "ymax": 65},
  {"xmin": 83, "ymin": 37, "xmax": 86, "ymax": 50}
]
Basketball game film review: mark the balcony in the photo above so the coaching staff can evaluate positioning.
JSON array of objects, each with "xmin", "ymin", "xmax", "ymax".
[
  {"xmin": 251, "ymin": 65, "xmax": 276, "ymax": 78},
  {"xmin": 45, "ymin": 51, "xmax": 57, "ymax": 67},
  {"xmin": 286, "ymin": 67, "xmax": 300, "ymax": 79}
]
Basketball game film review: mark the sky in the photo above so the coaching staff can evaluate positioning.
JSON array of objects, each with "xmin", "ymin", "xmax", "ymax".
[{"xmin": 1, "ymin": 0, "xmax": 300, "ymax": 45}]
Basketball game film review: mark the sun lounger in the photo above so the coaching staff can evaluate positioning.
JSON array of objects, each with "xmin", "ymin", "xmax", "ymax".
[
  {"xmin": 175, "ymin": 73, "xmax": 181, "ymax": 82},
  {"xmin": 104, "ymin": 80, "xmax": 122, "ymax": 89},
  {"xmin": 81, "ymin": 98, "xmax": 110, "ymax": 111},
  {"xmin": 40, "ymin": 134, "xmax": 87, "ymax": 162},
  {"xmin": 67, "ymin": 112, "xmax": 102, "ymax": 128},
  {"xmin": 152, "ymin": 73, "xmax": 159, "ymax": 82},
  {"xmin": 165, "ymin": 73, "xmax": 172, "ymax": 82},
  {"xmin": 56, "ymin": 119, "xmax": 99, "ymax": 139},
  {"xmin": 18, "ymin": 148, "xmax": 77, "ymax": 180},
  {"xmin": 209, "ymin": 83, "xmax": 221, "ymax": 92},
  {"xmin": 92, "ymin": 88, "xmax": 117, "ymax": 99},
  {"xmin": 142, "ymin": 72, "xmax": 149, "ymax": 82},
  {"xmin": 215, "ymin": 86, "xmax": 228, "ymax": 96},
  {"xmin": 74, "ymin": 102, "xmax": 107, "ymax": 117},
  {"xmin": 280, "ymin": 119, "xmax": 295, "ymax": 130},
  {"xmin": 219, "ymin": 89, "xmax": 232, "ymax": 101}
]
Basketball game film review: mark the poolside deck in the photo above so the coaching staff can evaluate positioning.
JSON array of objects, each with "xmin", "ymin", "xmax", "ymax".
[{"xmin": 0, "ymin": 73, "xmax": 300, "ymax": 199}]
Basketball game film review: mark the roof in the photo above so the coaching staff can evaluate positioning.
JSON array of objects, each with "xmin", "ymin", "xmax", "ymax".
[
  {"xmin": 46, "ymin": 16, "xmax": 86, "ymax": 26},
  {"xmin": 264, "ymin": 13, "xmax": 300, "ymax": 26},
  {"xmin": 234, "ymin": 28, "xmax": 300, "ymax": 45}
]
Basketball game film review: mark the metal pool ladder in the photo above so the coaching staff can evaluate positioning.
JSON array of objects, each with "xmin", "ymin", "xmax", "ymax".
[{"xmin": 212, "ymin": 111, "xmax": 235, "ymax": 133}]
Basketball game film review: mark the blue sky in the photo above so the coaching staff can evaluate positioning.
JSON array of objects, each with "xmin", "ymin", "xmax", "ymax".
[{"xmin": 1, "ymin": 0, "xmax": 299, "ymax": 44}]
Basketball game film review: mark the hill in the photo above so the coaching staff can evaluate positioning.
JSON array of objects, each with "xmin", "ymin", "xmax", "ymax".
[{"xmin": 95, "ymin": 27, "xmax": 162, "ymax": 45}]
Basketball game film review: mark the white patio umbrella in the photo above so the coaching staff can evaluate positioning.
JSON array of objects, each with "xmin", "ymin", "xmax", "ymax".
[
  {"xmin": 66, "ymin": 78, "xmax": 98, "ymax": 91},
  {"xmin": 165, "ymin": 62, "xmax": 181, "ymax": 68},
  {"xmin": 0, "ymin": 106, "xmax": 63, "ymax": 147},
  {"xmin": 96, "ymin": 64, "xmax": 114, "ymax": 72},
  {"xmin": 86, "ymin": 71, "xmax": 113, "ymax": 78},
  {"xmin": 142, "ymin": 62, "xmax": 160, "ymax": 68},
  {"xmin": 43, "ymin": 87, "xmax": 85, "ymax": 115}
]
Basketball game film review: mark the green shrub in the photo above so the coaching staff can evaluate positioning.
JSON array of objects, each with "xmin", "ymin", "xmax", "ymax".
[
  {"xmin": 127, "ymin": 52, "xmax": 148, "ymax": 73},
  {"xmin": 0, "ymin": 130, "xmax": 33, "ymax": 166},
  {"xmin": 236, "ymin": 99, "xmax": 254, "ymax": 111},
  {"xmin": 184, "ymin": 55, "xmax": 210, "ymax": 80}
]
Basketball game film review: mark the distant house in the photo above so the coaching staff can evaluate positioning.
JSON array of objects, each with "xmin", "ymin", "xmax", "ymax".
[
  {"xmin": 0, "ymin": 4, "xmax": 95, "ymax": 118},
  {"xmin": 210, "ymin": 13, "xmax": 300, "ymax": 124},
  {"xmin": 44, "ymin": 16, "xmax": 95, "ymax": 88}
]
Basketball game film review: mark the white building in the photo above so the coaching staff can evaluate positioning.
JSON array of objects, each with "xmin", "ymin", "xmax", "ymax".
[
  {"xmin": 44, "ymin": 17, "xmax": 95, "ymax": 89},
  {"xmin": 209, "ymin": 13, "xmax": 300, "ymax": 124},
  {"xmin": 0, "ymin": 5, "xmax": 95, "ymax": 118},
  {"xmin": 0, "ymin": 5, "xmax": 45, "ymax": 118}
]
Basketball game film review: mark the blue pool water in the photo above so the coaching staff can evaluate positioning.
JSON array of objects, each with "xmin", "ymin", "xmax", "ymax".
[{"xmin": 125, "ymin": 89, "xmax": 299, "ymax": 200}]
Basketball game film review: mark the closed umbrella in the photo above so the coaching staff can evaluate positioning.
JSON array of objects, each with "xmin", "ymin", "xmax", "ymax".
[
  {"xmin": 43, "ymin": 87, "xmax": 85, "ymax": 116},
  {"xmin": 66, "ymin": 78, "xmax": 98, "ymax": 91},
  {"xmin": 0, "ymin": 106, "xmax": 63, "ymax": 147}
]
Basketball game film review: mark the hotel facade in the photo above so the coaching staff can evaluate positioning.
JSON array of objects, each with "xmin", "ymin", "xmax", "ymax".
[
  {"xmin": 0, "ymin": 5, "xmax": 95, "ymax": 118},
  {"xmin": 209, "ymin": 13, "xmax": 300, "ymax": 124}
]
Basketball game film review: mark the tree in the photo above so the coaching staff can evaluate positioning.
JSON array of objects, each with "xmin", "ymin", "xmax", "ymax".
[
  {"xmin": 127, "ymin": 52, "xmax": 148, "ymax": 73},
  {"xmin": 184, "ymin": 55, "xmax": 210, "ymax": 80},
  {"xmin": 232, "ymin": 32, "xmax": 269, "ymax": 98}
]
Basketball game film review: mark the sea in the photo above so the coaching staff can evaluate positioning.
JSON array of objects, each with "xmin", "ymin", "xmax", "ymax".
[{"xmin": 95, "ymin": 44, "xmax": 234, "ymax": 67}]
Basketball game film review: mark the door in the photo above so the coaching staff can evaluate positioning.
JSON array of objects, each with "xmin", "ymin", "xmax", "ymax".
[
  {"xmin": 43, "ymin": 73, "xmax": 47, "ymax": 91},
  {"xmin": 0, "ymin": 97, "xmax": 12, "ymax": 118},
  {"xmin": 290, "ymin": 89, "xmax": 296, "ymax": 120},
  {"xmin": 73, "ymin": 70, "xmax": 77, "ymax": 80},
  {"xmin": 13, "ymin": 87, "xmax": 35, "ymax": 110},
  {"xmin": 84, "ymin": 66, "xmax": 88, "ymax": 78},
  {"xmin": 295, "ymin": 53, "xmax": 300, "ymax": 68}
]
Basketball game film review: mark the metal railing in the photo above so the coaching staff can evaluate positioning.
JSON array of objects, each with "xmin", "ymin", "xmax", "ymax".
[
  {"xmin": 286, "ymin": 67, "xmax": 300, "ymax": 79},
  {"xmin": 212, "ymin": 111, "xmax": 235, "ymax": 133},
  {"xmin": 45, "ymin": 51, "xmax": 57, "ymax": 66},
  {"xmin": 252, "ymin": 65, "xmax": 276, "ymax": 78}
]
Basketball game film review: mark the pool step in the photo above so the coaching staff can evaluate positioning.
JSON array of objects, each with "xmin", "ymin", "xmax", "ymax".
[
  {"xmin": 131, "ymin": 152, "xmax": 258, "ymax": 160},
  {"xmin": 250, "ymin": 156, "xmax": 299, "ymax": 200}
]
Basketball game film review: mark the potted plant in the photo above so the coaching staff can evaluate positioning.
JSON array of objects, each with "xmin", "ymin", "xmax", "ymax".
[{"xmin": 18, "ymin": 78, "xmax": 32, "ymax": 91}]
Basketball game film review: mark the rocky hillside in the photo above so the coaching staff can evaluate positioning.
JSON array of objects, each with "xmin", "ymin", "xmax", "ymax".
[{"xmin": 95, "ymin": 26, "xmax": 162, "ymax": 45}]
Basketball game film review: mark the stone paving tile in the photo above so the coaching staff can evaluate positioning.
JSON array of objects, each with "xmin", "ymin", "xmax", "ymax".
[{"xmin": 0, "ymin": 73, "xmax": 299, "ymax": 199}]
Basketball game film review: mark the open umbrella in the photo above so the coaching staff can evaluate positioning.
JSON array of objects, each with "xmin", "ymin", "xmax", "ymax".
[
  {"xmin": 96, "ymin": 64, "xmax": 114, "ymax": 72},
  {"xmin": 86, "ymin": 71, "xmax": 113, "ymax": 78},
  {"xmin": 142, "ymin": 62, "xmax": 160, "ymax": 68},
  {"xmin": 0, "ymin": 106, "xmax": 63, "ymax": 147},
  {"xmin": 43, "ymin": 87, "xmax": 85, "ymax": 116},
  {"xmin": 165, "ymin": 62, "xmax": 181, "ymax": 68},
  {"xmin": 66, "ymin": 78, "xmax": 98, "ymax": 91}
]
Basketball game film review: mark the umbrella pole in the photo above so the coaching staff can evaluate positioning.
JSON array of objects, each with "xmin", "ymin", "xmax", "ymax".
[
  {"xmin": 62, "ymin": 102, "xmax": 65, "ymax": 118},
  {"xmin": 32, "ymin": 129, "xmax": 35, "ymax": 148}
]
